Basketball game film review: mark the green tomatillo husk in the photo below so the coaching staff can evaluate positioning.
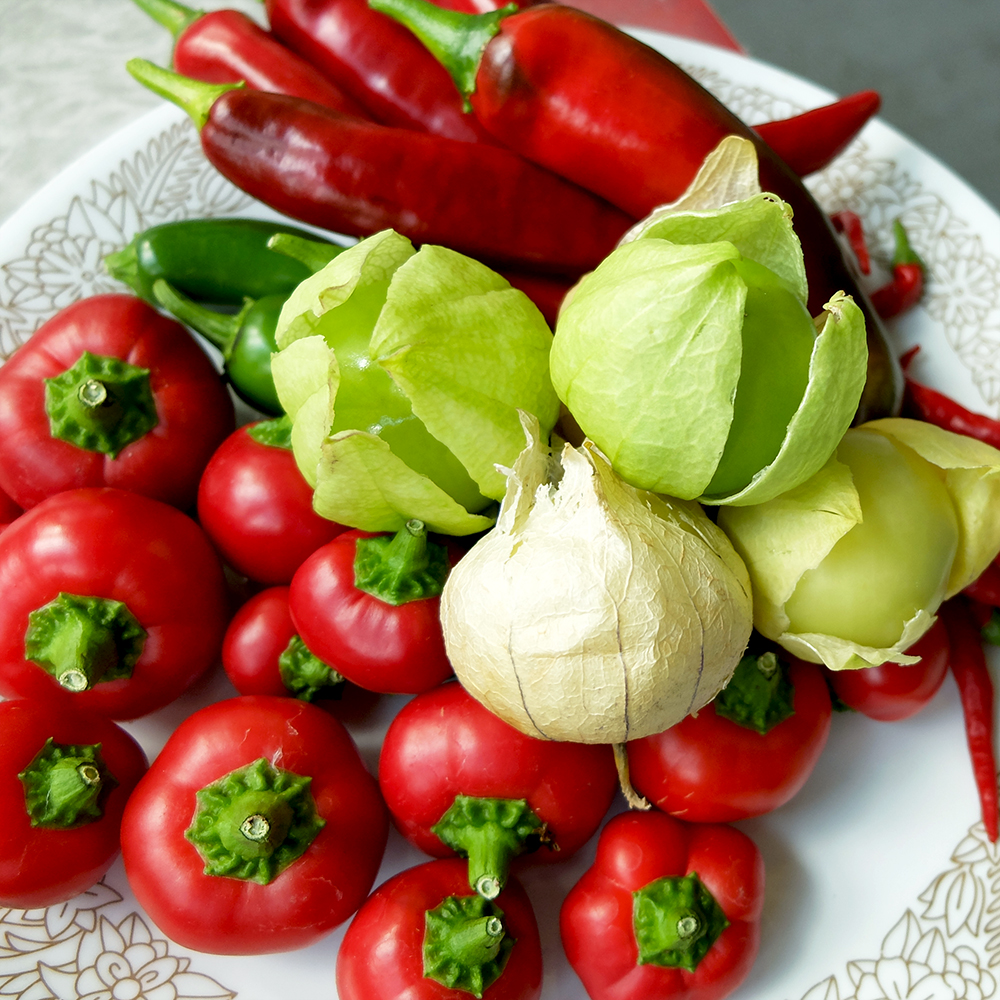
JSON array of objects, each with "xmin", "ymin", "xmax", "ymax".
[{"xmin": 439, "ymin": 413, "xmax": 753, "ymax": 743}]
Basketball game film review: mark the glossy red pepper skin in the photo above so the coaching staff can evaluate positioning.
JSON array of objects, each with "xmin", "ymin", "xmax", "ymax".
[
  {"xmin": 197, "ymin": 88, "xmax": 633, "ymax": 276},
  {"xmin": 965, "ymin": 559, "xmax": 1000, "ymax": 609},
  {"xmin": 0, "ymin": 487, "xmax": 20, "ymax": 534},
  {"xmin": 0, "ymin": 294, "xmax": 234, "ymax": 512},
  {"xmin": 561, "ymin": 811, "xmax": 764, "ymax": 1000},
  {"xmin": 754, "ymin": 90, "xmax": 881, "ymax": 177},
  {"xmin": 265, "ymin": 0, "xmax": 497, "ymax": 142},
  {"xmin": 871, "ymin": 262, "xmax": 924, "ymax": 319}
]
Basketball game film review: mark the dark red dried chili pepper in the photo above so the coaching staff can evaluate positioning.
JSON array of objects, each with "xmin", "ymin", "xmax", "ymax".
[
  {"xmin": 371, "ymin": 0, "xmax": 902, "ymax": 423},
  {"xmin": 755, "ymin": 90, "xmax": 881, "ymax": 178},
  {"xmin": 263, "ymin": 0, "xmax": 498, "ymax": 142},
  {"xmin": 131, "ymin": 0, "xmax": 369, "ymax": 116},
  {"xmin": 871, "ymin": 219, "xmax": 925, "ymax": 319},
  {"xmin": 830, "ymin": 209, "xmax": 871, "ymax": 275},
  {"xmin": 126, "ymin": 60, "xmax": 633, "ymax": 277},
  {"xmin": 942, "ymin": 598, "xmax": 999, "ymax": 842}
]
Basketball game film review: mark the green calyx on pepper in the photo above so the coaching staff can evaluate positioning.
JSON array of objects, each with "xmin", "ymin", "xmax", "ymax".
[
  {"xmin": 423, "ymin": 893, "xmax": 513, "ymax": 998},
  {"xmin": 247, "ymin": 413, "xmax": 294, "ymax": 450},
  {"xmin": 633, "ymin": 871, "xmax": 730, "ymax": 972},
  {"xmin": 354, "ymin": 519, "xmax": 450, "ymax": 605},
  {"xmin": 185, "ymin": 757, "xmax": 326, "ymax": 885},
  {"xmin": 431, "ymin": 794, "xmax": 547, "ymax": 900},
  {"xmin": 278, "ymin": 634, "xmax": 345, "ymax": 702},
  {"xmin": 24, "ymin": 592, "xmax": 147, "ymax": 693},
  {"xmin": 713, "ymin": 647, "xmax": 796, "ymax": 735},
  {"xmin": 44, "ymin": 351, "xmax": 159, "ymax": 458},
  {"xmin": 18, "ymin": 737, "xmax": 118, "ymax": 829}
]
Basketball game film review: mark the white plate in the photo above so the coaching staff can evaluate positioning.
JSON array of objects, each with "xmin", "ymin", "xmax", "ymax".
[{"xmin": 2, "ymin": 30, "xmax": 1000, "ymax": 1000}]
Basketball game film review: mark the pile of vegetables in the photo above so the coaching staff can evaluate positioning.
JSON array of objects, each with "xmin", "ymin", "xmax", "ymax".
[{"xmin": 1, "ymin": 2, "xmax": 1000, "ymax": 1000}]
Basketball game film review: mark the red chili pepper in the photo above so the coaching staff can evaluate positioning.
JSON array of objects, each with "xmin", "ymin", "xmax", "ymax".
[
  {"xmin": 755, "ymin": 90, "xmax": 881, "ymax": 177},
  {"xmin": 941, "ymin": 598, "xmax": 1000, "ymax": 843},
  {"xmin": 263, "ymin": 0, "xmax": 499, "ymax": 142},
  {"xmin": 870, "ymin": 219, "xmax": 925, "ymax": 319},
  {"xmin": 903, "ymin": 377, "xmax": 1000, "ymax": 452},
  {"xmin": 830, "ymin": 209, "xmax": 871, "ymax": 275},
  {"xmin": 130, "ymin": 0, "xmax": 369, "ymax": 116},
  {"xmin": 370, "ymin": 0, "xmax": 902, "ymax": 422},
  {"xmin": 126, "ymin": 60, "xmax": 633, "ymax": 277},
  {"xmin": 965, "ymin": 560, "xmax": 1000, "ymax": 609}
]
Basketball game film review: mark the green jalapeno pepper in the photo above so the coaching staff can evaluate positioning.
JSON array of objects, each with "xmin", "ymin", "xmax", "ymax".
[{"xmin": 105, "ymin": 217, "xmax": 341, "ymax": 305}]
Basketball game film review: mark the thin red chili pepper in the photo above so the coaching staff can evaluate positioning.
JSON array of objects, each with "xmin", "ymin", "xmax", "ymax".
[
  {"xmin": 755, "ymin": 90, "xmax": 881, "ymax": 178},
  {"xmin": 830, "ymin": 209, "xmax": 871, "ymax": 275},
  {"xmin": 964, "ymin": 561, "xmax": 1000, "ymax": 609},
  {"xmin": 126, "ymin": 61, "xmax": 633, "ymax": 277},
  {"xmin": 263, "ymin": 0, "xmax": 499, "ymax": 142},
  {"xmin": 370, "ymin": 0, "xmax": 902, "ymax": 423},
  {"xmin": 942, "ymin": 598, "xmax": 1000, "ymax": 842},
  {"xmin": 900, "ymin": 359, "xmax": 1000, "ymax": 451},
  {"xmin": 870, "ymin": 219, "xmax": 925, "ymax": 319},
  {"xmin": 130, "ymin": 0, "xmax": 370, "ymax": 117}
]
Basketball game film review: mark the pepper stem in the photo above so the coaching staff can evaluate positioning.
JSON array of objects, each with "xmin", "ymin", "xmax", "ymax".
[
  {"xmin": 19, "ymin": 739, "xmax": 118, "ymax": 829},
  {"xmin": 713, "ymin": 648, "xmax": 795, "ymax": 734},
  {"xmin": 353, "ymin": 519, "xmax": 450, "ymax": 605},
  {"xmin": 891, "ymin": 218, "xmax": 924, "ymax": 268},
  {"xmin": 267, "ymin": 233, "xmax": 344, "ymax": 274},
  {"xmin": 367, "ymin": 0, "xmax": 517, "ymax": 108},
  {"xmin": 129, "ymin": 0, "xmax": 202, "ymax": 39},
  {"xmin": 278, "ymin": 634, "xmax": 345, "ymax": 701},
  {"xmin": 126, "ymin": 58, "xmax": 242, "ymax": 130},
  {"xmin": 152, "ymin": 278, "xmax": 243, "ymax": 359}
]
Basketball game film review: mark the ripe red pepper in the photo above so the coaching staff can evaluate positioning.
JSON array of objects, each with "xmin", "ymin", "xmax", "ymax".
[
  {"xmin": 830, "ymin": 209, "xmax": 871, "ymax": 275},
  {"xmin": 288, "ymin": 523, "xmax": 457, "ymax": 694},
  {"xmin": 965, "ymin": 559, "xmax": 1000, "ymax": 609},
  {"xmin": 337, "ymin": 858, "xmax": 543, "ymax": 1000},
  {"xmin": 0, "ymin": 698, "xmax": 148, "ymax": 908},
  {"xmin": 0, "ymin": 488, "xmax": 230, "ymax": 720},
  {"xmin": 627, "ymin": 649, "xmax": 832, "ymax": 823},
  {"xmin": 561, "ymin": 811, "xmax": 765, "ymax": 1000},
  {"xmin": 0, "ymin": 486, "xmax": 20, "ymax": 534},
  {"xmin": 870, "ymin": 219, "xmax": 925, "ymax": 319},
  {"xmin": 127, "ymin": 60, "xmax": 633, "ymax": 277},
  {"xmin": 941, "ymin": 598, "xmax": 1000, "ymax": 843},
  {"xmin": 121, "ymin": 695, "xmax": 389, "ymax": 954},
  {"xmin": 264, "ymin": 0, "xmax": 498, "ymax": 142},
  {"xmin": 131, "ymin": 0, "xmax": 370, "ymax": 116},
  {"xmin": 378, "ymin": 681, "xmax": 619, "ymax": 896},
  {"xmin": 371, "ymin": 0, "xmax": 901, "ymax": 422},
  {"xmin": 222, "ymin": 585, "xmax": 346, "ymax": 701},
  {"xmin": 754, "ymin": 90, "xmax": 881, "ymax": 177},
  {"xmin": 0, "ymin": 294, "xmax": 234, "ymax": 512},
  {"xmin": 197, "ymin": 418, "xmax": 347, "ymax": 585}
]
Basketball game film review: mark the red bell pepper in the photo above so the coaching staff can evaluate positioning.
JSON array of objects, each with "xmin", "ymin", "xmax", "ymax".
[
  {"xmin": 0, "ymin": 698, "xmax": 148, "ymax": 908},
  {"xmin": 337, "ymin": 858, "xmax": 543, "ymax": 1000},
  {"xmin": 126, "ymin": 60, "xmax": 634, "ymax": 278},
  {"xmin": 370, "ymin": 0, "xmax": 901, "ymax": 422},
  {"xmin": 264, "ymin": 0, "xmax": 498, "ymax": 142},
  {"xmin": 0, "ymin": 487, "xmax": 229, "ymax": 720},
  {"xmin": 627, "ymin": 648, "xmax": 832, "ymax": 823},
  {"xmin": 130, "ymin": 0, "xmax": 370, "ymax": 116},
  {"xmin": 754, "ymin": 90, "xmax": 881, "ymax": 177},
  {"xmin": 0, "ymin": 293, "xmax": 234, "ymax": 512},
  {"xmin": 561, "ymin": 811, "xmax": 764, "ymax": 1000},
  {"xmin": 288, "ymin": 523, "xmax": 457, "ymax": 694},
  {"xmin": 197, "ymin": 417, "xmax": 346, "ymax": 585},
  {"xmin": 121, "ymin": 695, "xmax": 389, "ymax": 954},
  {"xmin": 378, "ymin": 681, "xmax": 619, "ymax": 896}
]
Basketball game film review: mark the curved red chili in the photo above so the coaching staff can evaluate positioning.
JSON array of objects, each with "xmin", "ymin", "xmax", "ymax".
[
  {"xmin": 127, "ymin": 60, "xmax": 633, "ymax": 277},
  {"xmin": 131, "ymin": 0, "xmax": 370, "ymax": 116}
]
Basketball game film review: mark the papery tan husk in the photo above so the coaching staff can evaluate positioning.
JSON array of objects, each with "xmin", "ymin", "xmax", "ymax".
[{"xmin": 440, "ymin": 417, "xmax": 753, "ymax": 744}]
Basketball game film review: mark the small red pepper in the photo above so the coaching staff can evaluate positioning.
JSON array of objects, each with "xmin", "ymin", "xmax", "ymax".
[
  {"xmin": 755, "ymin": 90, "xmax": 881, "ymax": 177},
  {"xmin": 941, "ymin": 598, "xmax": 1000, "ymax": 843},
  {"xmin": 264, "ymin": 0, "xmax": 499, "ymax": 142},
  {"xmin": 130, "ymin": 0, "xmax": 370, "ymax": 116},
  {"xmin": 830, "ymin": 209, "xmax": 871, "ymax": 275},
  {"xmin": 965, "ymin": 560, "xmax": 1000, "ymax": 609},
  {"xmin": 902, "ymin": 374, "xmax": 1000, "ymax": 453},
  {"xmin": 126, "ymin": 60, "xmax": 633, "ymax": 277},
  {"xmin": 870, "ymin": 219, "xmax": 925, "ymax": 319}
]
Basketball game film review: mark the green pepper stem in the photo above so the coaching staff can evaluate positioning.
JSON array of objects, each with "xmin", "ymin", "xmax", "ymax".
[
  {"xmin": 891, "ymin": 219, "xmax": 924, "ymax": 268},
  {"xmin": 129, "ymin": 0, "xmax": 202, "ymax": 39},
  {"xmin": 266, "ymin": 233, "xmax": 344, "ymax": 274},
  {"xmin": 367, "ymin": 0, "xmax": 517, "ymax": 107},
  {"xmin": 19, "ymin": 739, "xmax": 118, "ymax": 829},
  {"xmin": 713, "ymin": 648, "xmax": 795, "ymax": 735},
  {"xmin": 152, "ymin": 278, "xmax": 243, "ymax": 359},
  {"xmin": 353, "ymin": 519, "xmax": 450, "ymax": 605},
  {"xmin": 126, "ymin": 58, "xmax": 242, "ymax": 130}
]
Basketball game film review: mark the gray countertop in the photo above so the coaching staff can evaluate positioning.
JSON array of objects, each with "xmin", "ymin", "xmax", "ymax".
[{"xmin": 1, "ymin": 0, "xmax": 997, "ymax": 226}]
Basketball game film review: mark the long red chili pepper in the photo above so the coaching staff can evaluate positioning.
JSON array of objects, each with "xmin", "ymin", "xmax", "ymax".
[
  {"xmin": 126, "ymin": 60, "xmax": 633, "ymax": 276},
  {"xmin": 371, "ymin": 0, "xmax": 902, "ymax": 423},
  {"xmin": 942, "ymin": 598, "xmax": 1000, "ymax": 843},
  {"xmin": 965, "ymin": 561, "xmax": 1000, "ymax": 610},
  {"xmin": 830, "ymin": 210, "xmax": 871, "ymax": 275},
  {"xmin": 263, "ymin": 0, "xmax": 498, "ymax": 142},
  {"xmin": 755, "ymin": 90, "xmax": 881, "ymax": 178},
  {"xmin": 130, "ymin": 0, "xmax": 370, "ymax": 117},
  {"xmin": 870, "ymin": 219, "xmax": 925, "ymax": 319}
]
